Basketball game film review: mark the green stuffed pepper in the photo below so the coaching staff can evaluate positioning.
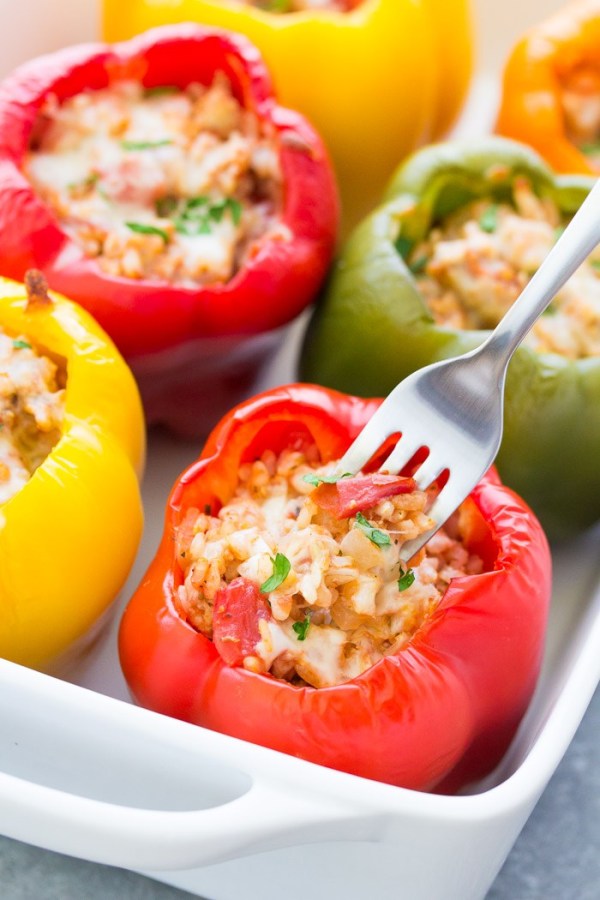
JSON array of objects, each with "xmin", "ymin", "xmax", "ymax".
[{"xmin": 300, "ymin": 137, "xmax": 600, "ymax": 539}]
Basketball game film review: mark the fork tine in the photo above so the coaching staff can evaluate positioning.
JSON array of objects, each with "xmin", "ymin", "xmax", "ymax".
[
  {"xmin": 397, "ymin": 488, "xmax": 458, "ymax": 563},
  {"xmin": 337, "ymin": 406, "xmax": 392, "ymax": 474},
  {"xmin": 378, "ymin": 437, "xmax": 423, "ymax": 477},
  {"xmin": 411, "ymin": 457, "xmax": 446, "ymax": 491}
]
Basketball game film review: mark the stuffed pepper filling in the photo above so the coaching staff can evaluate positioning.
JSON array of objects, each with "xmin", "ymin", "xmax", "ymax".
[
  {"xmin": 176, "ymin": 447, "xmax": 483, "ymax": 688},
  {"xmin": 405, "ymin": 177, "xmax": 600, "ymax": 358},
  {"xmin": 561, "ymin": 67, "xmax": 600, "ymax": 169},
  {"xmin": 245, "ymin": 1, "xmax": 362, "ymax": 12},
  {"xmin": 0, "ymin": 329, "xmax": 65, "ymax": 504},
  {"xmin": 24, "ymin": 76, "xmax": 284, "ymax": 285}
]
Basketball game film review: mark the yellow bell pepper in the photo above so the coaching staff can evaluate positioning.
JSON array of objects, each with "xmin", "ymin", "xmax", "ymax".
[
  {"xmin": 0, "ymin": 274, "xmax": 145, "ymax": 670},
  {"xmin": 102, "ymin": 0, "xmax": 473, "ymax": 230}
]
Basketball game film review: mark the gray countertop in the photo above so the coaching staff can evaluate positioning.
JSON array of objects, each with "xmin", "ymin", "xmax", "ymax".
[{"xmin": 1, "ymin": 685, "xmax": 599, "ymax": 900}]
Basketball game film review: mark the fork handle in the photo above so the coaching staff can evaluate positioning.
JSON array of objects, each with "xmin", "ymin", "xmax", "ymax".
[{"xmin": 482, "ymin": 178, "xmax": 600, "ymax": 363}]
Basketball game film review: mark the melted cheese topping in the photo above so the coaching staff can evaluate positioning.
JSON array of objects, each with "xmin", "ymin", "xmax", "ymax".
[
  {"xmin": 408, "ymin": 177, "xmax": 600, "ymax": 358},
  {"xmin": 176, "ymin": 448, "xmax": 483, "ymax": 688},
  {"xmin": 0, "ymin": 331, "xmax": 65, "ymax": 504},
  {"xmin": 24, "ymin": 76, "xmax": 284, "ymax": 285}
]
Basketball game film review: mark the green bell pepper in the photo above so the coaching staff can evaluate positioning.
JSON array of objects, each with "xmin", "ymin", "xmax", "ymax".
[{"xmin": 300, "ymin": 137, "xmax": 599, "ymax": 538}]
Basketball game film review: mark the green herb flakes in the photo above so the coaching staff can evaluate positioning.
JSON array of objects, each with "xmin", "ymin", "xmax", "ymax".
[
  {"xmin": 397, "ymin": 567, "xmax": 415, "ymax": 592},
  {"xmin": 260, "ymin": 553, "xmax": 291, "ymax": 593},
  {"xmin": 12, "ymin": 339, "xmax": 31, "ymax": 350},
  {"xmin": 302, "ymin": 472, "xmax": 353, "ymax": 488},
  {"xmin": 173, "ymin": 196, "xmax": 243, "ymax": 236},
  {"xmin": 121, "ymin": 139, "xmax": 173, "ymax": 151},
  {"xmin": 354, "ymin": 512, "xmax": 391, "ymax": 548},
  {"xmin": 478, "ymin": 205, "xmax": 499, "ymax": 234},
  {"xmin": 144, "ymin": 85, "xmax": 178, "ymax": 98},
  {"xmin": 125, "ymin": 221, "xmax": 170, "ymax": 243},
  {"xmin": 395, "ymin": 234, "xmax": 414, "ymax": 260},
  {"xmin": 580, "ymin": 142, "xmax": 600, "ymax": 158},
  {"xmin": 408, "ymin": 254, "xmax": 428, "ymax": 275},
  {"xmin": 292, "ymin": 615, "xmax": 311, "ymax": 641}
]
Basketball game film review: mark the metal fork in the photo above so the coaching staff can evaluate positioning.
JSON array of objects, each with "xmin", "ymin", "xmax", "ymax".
[{"xmin": 338, "ymin": 178, "xmax": 600, "ymax": 562}]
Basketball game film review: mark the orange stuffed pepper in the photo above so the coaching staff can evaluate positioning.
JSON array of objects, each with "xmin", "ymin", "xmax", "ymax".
[{"xmin": 496, "ymin": 0, "xmax": 600, "ymax": 175}]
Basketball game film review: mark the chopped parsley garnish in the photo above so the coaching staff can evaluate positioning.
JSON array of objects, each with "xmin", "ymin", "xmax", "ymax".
[
  {"xmin": 154, "ymin": 196, "xmax": 243, "ymax": 236},
  {"xmin": 125, "ymin": 221, "xmax": 170, "ymax": 243},
  {"xmin": 397, "ymin": 567, "xmax": 415, "ymax": 592},
  {"xmin": 292, "ymin": 615, "xmax": 311, "ymax": 641},
  {"xmin": 260, "ymin": 553, "xmax": 291, "ymax": 593},
  {"xmin": 67, "ymin": 172, "xmax": 99, "ymax": 193},
  {"xmin": 478, "ymin": 205, "xmax": 499, "ymax": 233},
  {"xmin": 354, "ymin": 512, "xmax": 391, "ymax": 548},
  {"xmin": 580, "ymin": 142, "xmax": 600, "ymax": 157},
  {"xmin": 554, "ymin": 225, "xmax": 565, "ymax": 241},
  {"xmin": 12, "ymin": 339, "xmax": 31, "ymax": 350},
  {"xmin": 408, "ymin": 254, "xmax": 428, "ymax": 275},
  {"xmin": 143, "ymin": 85, "xmax": 178, "ymax": 98},
  {"xmin": 302, "ymin": 472, "xmax": 353, "ymax": 488},
  {"xmin": 542, "ymin": 304, "xmax": 557, "ymax": 316},
  {"xmin": 395, "ymin": 234, "xmax": 413, "ymax": 260},
  {"xmin": 256, "ymin": 0, "xmax": 292, "ymax": 10},
  {"xmin": 591, "ymin": 260, "xmax": 600, "ymax": 272},
  {"xmin": 121, "ymin": 139, "xmax": 173, "ymax": 151}
]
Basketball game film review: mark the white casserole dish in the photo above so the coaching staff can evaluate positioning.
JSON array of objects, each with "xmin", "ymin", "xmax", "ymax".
[{"xmin": 0, "ymin": 0, "xmax": 598, "ymax": 897}]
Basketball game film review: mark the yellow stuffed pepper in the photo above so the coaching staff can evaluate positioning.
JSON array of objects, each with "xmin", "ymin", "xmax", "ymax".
[
  {"xmin": 0, "ymin": 272, "xmax": 145, "ymax": 670},
  {"xmin": 102, "ymin": 0, "xmax": 473, "ymax": 230}
]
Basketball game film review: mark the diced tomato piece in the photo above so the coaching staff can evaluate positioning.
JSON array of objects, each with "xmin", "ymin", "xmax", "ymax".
[
  {"xmin": 313, "ymin": 473, "xmax": 417, "ymax": 519},
  {"xmin": 212, "ymin": 577, "xmax": 272, "ymax": 667}
]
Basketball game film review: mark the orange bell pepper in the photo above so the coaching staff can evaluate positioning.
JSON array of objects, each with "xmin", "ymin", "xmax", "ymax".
[{"xmin": 496, "ymin": 0, "xmax": 600, "ymax": 175}]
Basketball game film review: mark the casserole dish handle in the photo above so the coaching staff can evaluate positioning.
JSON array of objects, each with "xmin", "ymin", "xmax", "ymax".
[{"xmin": 0, "ymin": 660, "xmax": 382, "ymax": 871}]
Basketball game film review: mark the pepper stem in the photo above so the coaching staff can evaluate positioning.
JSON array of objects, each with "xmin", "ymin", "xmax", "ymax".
[{"xmin": 24, "ymin": 269, "xmax": 52, "ymax": 309}]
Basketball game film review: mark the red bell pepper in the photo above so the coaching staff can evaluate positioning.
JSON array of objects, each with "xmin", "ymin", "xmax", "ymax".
[
  {"xmin": 0, "ymin": 26, "xmax": 338, "ymax": 435},
  {"xmin": 119, "ymin": 384, "xmax": 552, "ymax": 792}
]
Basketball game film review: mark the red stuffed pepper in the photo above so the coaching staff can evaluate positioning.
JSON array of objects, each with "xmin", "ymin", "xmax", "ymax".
[
  {"xmin": 0, "ymin": 26, "xmax": 338, "ymax": 435},
  {"xmin": 120, "ymin": 384, "xmax": 551, "ymax": 792}
]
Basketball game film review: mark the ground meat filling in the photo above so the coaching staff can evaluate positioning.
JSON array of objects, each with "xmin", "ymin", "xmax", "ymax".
[
  {"xmin": 406, "ymin": 177, "xmax": 600, "ymax": 359},
  {"xmin": 246, "ymin": 1, "xmax": 361, "ymax": 12},
  {"xmin": 24, "ymin": 76, "xmax": 284, "ymax": 285},
  {"xmin": 176, "ymin": 448, "xmax": 483, "ymax": 688},
  {"xmin": 0, "ymin": 331, "xmax": 65, "ymax": 504},
  {"xmin": 561, "ymin": 67, "xmax": 600, "ymax": 169}
]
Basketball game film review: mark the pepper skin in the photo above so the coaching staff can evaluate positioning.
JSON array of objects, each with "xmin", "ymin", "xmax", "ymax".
[
  {"xmin": 119, "ymin": 383, "xmax": 551, "ymax": 792},
  {"xmin": 0, "ymin": 25, "xmax": 338, "ymax": 436},
  {"xmin": 0, "ymin": 274, "xmax": 144, "ymax": 670},
  {"xmin": 300, "ymin": 137, "xmax": 600, "ymax": 539},
  {"xmin": 496, "ymin": 0, "xmax": 600, "ymax": 176},
  {"xmin": 102, "ymin": 0, "xmax": 473, "ymax": 231}
]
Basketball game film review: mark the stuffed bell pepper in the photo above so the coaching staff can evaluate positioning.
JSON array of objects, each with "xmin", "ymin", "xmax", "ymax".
[
  {"xmin": 0, "ymin": 24, "xmax": 338, "ymax": 436},
  {"xmin": 102, "ymin": 0, "xmax": 473, "ymax": 231},
  {"xmin": 301, "ymin": 137, "xmax": 600, "ymax": 539},
  {"xmin": 496, "ymin": 0, "xmax": 600, "ymax": 176},
  {"xmin": 119, "ymin": 383, "xmax": 551, "ymax": 792},
  {"xmin": 0, "ymin": 271, "xmax": 144, "ymax": 670}
]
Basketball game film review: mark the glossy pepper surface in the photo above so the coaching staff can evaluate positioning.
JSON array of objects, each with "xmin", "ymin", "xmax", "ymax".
[
  {"xmin": 0, "ymin": 25, "xmax": 338, "ymax": 436},
  {"xmin": 0, "ymin": 274, "xmax": 144, "ymax": 670},
  {"xmin": 301, "ymin": 137, "xmax": 600, "ymax": 539},
  {"xmin": 102, "ymin": 0, "xmax": 473, "ymax": 231},
  {"xmin": 496, "ymin": 0, "xmax": 600, "ymax": 176},
  {"xmin": 119, "ymin": 383, "xmax": 551, "ymax": 792}
]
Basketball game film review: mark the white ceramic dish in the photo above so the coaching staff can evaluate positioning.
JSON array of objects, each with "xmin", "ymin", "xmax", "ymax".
[
  {"xmin": 0, "ymin": 1, "xmax": 599, "ymax": 898},
  {"xmin": 1, "ymin": 316, "xmax": 600, "ymax": 900}
]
